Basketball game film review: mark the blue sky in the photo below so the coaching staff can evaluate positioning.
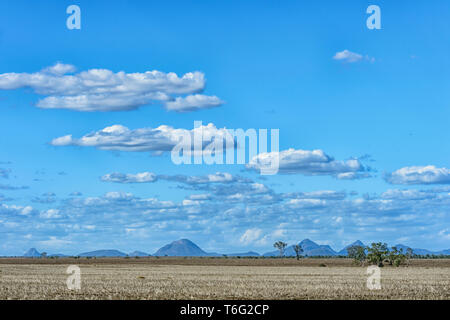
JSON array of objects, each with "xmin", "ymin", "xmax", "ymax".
[{"xmin": 0, "ymin": 0, "xmax": 449, "ymax": 255}]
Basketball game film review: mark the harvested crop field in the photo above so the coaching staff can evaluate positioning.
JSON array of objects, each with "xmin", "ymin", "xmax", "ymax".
[{"xmin": 0, "ymin": 258, "xmax": 449, "ymax": 300}]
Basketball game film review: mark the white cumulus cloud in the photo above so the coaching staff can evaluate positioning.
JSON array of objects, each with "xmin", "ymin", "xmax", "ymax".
[
  {"xmin": 50, "ymin": 123, "xmax": 235, "ymax": 155},
  {"xmin": 0, "ymin": 63, "xmax": 222, "ymax": 112},
  {"xmin": 240, "ymin": 228, "xmax": 263, "ymax": 245},
  {"xmin": 101, "ymin": 172, "xmax": 157, "ymax": 184},
  {"xmin": 385, "ymin": 166, "xmax": 450, "ymax": 185},
  {"xmin": 165, "ymin": 94, "xmax": 223, "ymax": 112},
  {"xmin": 333, "ymin": 50, "xmax": 374, "ymax": 63},
  {"xmin": 246, "ymin": 148, "xmax": 371, "ymax": 179},
  {"xmin": 40, "ymin": 209, "xmax": 62, "ymax": 219}
]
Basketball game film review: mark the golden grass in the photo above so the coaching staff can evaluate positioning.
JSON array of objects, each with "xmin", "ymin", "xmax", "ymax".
[{"xmin": 0, "ymin": 258, "xmax": 449, "ymax": 300}]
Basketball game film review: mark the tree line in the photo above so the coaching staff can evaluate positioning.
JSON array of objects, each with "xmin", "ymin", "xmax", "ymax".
[
  {"xmin": 347, "ymin": 242, "xmax": 413, "ymax": 267},
  {"xmin": 272, "ymin": 241, "xmax": 440, "ymax": 266}
]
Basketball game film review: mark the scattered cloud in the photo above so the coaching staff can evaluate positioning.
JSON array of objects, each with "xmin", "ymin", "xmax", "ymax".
[
  {"xmin": 0, "ymin": 63, "xmax": 222, "ymax": 112},
  {"xmin": 0, "ymin": 184, "xmax": 29, "ymax": 190},
  {"xmin": 0, "ymin": 193, "xmax": 13, "ymax": 202},
  {"xmin": 100, "ymin": 171, "xmax": 258, "ymax": 205},
  {"xmin": 0, "ymin": 168, "xmax": 10, "ymax": 179},
  {"xmin": 240, "ymin": 228, "xmax": 263, "ymax": 245},
  {"xmin": 336, "ymin": 172, "xmax": 372, "ymax": 180},
  {"xmin": 333, "ymin": 50, "xmax": 363, "ymax": 63},
  {"xmin": 287, "ymin": 198, "xmax": 327, "ymax": 209},
  {"xmin": 164, "ymin": 94, "xmax": 223, "ymax": 112},
  {"xmin": 40, "ymin": 209, "xmax": 62, "ymax": 219},
  {"xmin": 42, "ymin": 62, "xmax": 77, "ymax": 75},
  {"xmin": 1, "ymin": 182, "xmax": 449, "ymax": 254},
  {"xmin": 160, "ymin": 172, "xmax": 247, "ymax": 185},
  {"xmin": 381, "ymin": 189, "xmax": 434, "ymax": 200},
  {"xmin": 50, "ymin": 123, "xmax": 234, "ymax": 154},
  {"xmin": 0, "ymin": 204, "xmax": 34, "ymax": 216},
  {"xmin": 31, "ymin": 196, "xmax": 57, "ymax": 204},
  {"xmin": 283, "ymin": 190, "xmax": 347, "ymax": 200},
  {"xmin": 246, "ymin": 148, "xmax": 372, "ymax": 179},
  {"xmin": 333, "ymin": 50, "xmax": 374, "ymax": 63},
  {"xmin": 187, "ymin": 194, "xmax": 212, "ymax": 201},
  {"xmin": 38, "ymin": 236, "xmax": 72, "ymax": 248},
  {"xmin": 385, "ymin": 166, "xmax": 450, "ymax": 185},
  {"xmin": 438, "ymin": 229, "xmax": 450, "ymax": 240},
  {"xmin": 101, "ymin": 172, "xmax": 157, "ymax": 184}
]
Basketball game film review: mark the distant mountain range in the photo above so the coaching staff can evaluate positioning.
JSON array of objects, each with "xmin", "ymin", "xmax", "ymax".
[
  {"xmin": 17, "ymin": 239, "xmax": 450, "ymax": 258},
  {"xmin": 391, "ymin": 244, "xmax": 450, "ymax": 256},
  {"xmin": 227, "ymin": 251, "xmax": 260, "ymax": 257},
  {"xmin": 128, "ymin": 250, "xmax": 151, "ymax": 257},
  {"xmin": 78, "ymin": 249, "xmax": 128, "ymax": 257},
  {"xmin": 20, "ymin": 248, "xmax": 146, "ymax": 258},
  {"xmin": 154, "ymin": 239, "xmax": 220, "ymax": 257},
  {"xmin": 337, "ymin": 240, "xmax": 365, "ymax": 256},
  {"xmin": 263, "ymin": 239, "xmax": 337, "ymax": 257},
  {"xmin": 23, "ymin": 248, "xmax": 41, "ymax": 257}
]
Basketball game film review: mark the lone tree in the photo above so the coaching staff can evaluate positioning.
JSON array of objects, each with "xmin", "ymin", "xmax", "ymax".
[
  {"xmin": 347, "ymin": 245, "xmax": 366, "ymax": 265},
  {"xmin": 40, "ymin": 252, "xmax": 47, "ymax": 259},
  {"xmin": 367, "ymin": 242, "xmax": 389, "ymax": 267},
  {"xmin": 293, "ymin": 244, "xmax": 303, "ymax": 260},
  {"xmin": 273, "ymin": 241, "xmax": 287, "ymax": 257}
]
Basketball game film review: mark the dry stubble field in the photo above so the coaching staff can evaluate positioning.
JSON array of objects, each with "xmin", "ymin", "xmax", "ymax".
[{"xmin": 0, "ymin": 258, "xmax": 449, "ymax": 300}]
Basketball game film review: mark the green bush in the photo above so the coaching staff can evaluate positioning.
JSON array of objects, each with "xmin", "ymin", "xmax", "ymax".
[{"xmin": 367, "ymin": 242, "xmax": 389, "ymax": 267}]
